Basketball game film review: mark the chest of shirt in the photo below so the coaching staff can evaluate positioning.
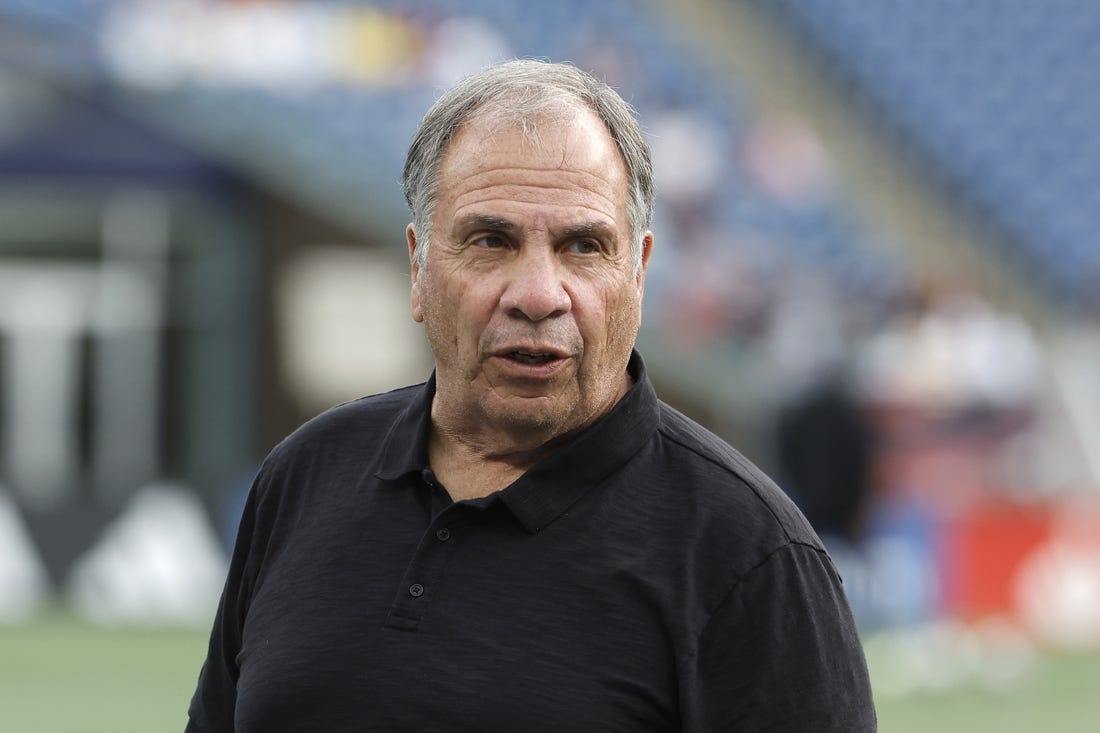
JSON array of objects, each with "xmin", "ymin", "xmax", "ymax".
[{"xmin": 233, "ymin": 485, "xmax": 684, "ymax": 731}]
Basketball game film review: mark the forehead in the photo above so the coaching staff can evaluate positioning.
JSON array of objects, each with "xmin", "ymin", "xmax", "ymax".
[{"xmin": 434, "ymin": 107, "xmax": 630, "ymax": 231}]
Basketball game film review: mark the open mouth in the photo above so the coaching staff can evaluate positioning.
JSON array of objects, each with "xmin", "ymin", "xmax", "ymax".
[{"xmin": 505, "ymin": 351, "xmax": 558, "ymax": 365}]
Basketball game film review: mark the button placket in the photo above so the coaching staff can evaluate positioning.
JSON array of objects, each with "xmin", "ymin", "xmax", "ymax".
[{"xmin": 384, "ymin": 502, "xmax": 469, "ymax": 632}]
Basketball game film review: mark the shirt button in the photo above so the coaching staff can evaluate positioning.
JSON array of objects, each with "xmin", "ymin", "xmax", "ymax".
[
  {"xmin": 435, "ymin": 527, "xmax": 451, "ymax": 542},
  {"xmin": 409, "ymin": 583, "xmax": 425, "ymax": 598}
]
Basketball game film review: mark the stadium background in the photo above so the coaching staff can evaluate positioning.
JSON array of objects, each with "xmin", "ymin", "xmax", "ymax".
[{"xmin": 0, "ymin": 0, "xmax": 1098, "ymax": 730}]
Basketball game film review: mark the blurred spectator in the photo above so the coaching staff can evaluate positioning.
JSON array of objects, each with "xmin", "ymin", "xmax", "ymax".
[
  {"xmin": 859, "ymin": 276, "xmax": 1042, "ymax": 424},
  {"xmin": 649, "ymin": 107, "xmax": 727, "ymax": 214},
  {"xmin": 775, "ymin": 373, "xmax": 875, "ymax": 542},
  {"xmin": 856, "ymin": 276, "xmax": 1044, "ymax": 509},
  {"xmin": 743, "ymin": 115, "xmax": 836, "ymax": 209},
  {"xmin": 767, "ymin": 272, "xmax": 875, "ymax": 540}
]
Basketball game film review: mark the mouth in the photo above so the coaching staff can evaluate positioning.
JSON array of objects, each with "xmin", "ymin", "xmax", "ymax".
[
  {"xmin": 504, "ymin": 350, "xmax": 560, "ymax": 365},
  {"xmin": 490, "ymin": 344, "xmax": 572, "ymax": 373}
]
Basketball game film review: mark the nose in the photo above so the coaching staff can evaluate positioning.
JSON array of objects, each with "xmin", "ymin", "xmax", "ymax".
[{"xmin": 499, "ymin": 247, "xmax": 571, "ymax": 322}]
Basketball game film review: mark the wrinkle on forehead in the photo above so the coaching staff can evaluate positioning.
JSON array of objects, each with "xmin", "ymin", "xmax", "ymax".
[
  {"xmin": 459, "ymin": 163, "xmax": 616, "ymax": 187},
  {"xmin": 447, "ymin": 186, "xmax": 623, "ymax": 238},
  {"xmin": 432, "ymin": 107, "xmax": 631, "ymax": 253}
]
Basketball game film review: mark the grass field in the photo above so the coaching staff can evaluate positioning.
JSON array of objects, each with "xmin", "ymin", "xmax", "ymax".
[
  {"xmin": 0, "ymin": 609, "xmax": 207, "ymax": 733},
  {"xmin": 1, "ymin": 611, "xmax": 1097, "ymax": 732},
  {"xmin": 865, "ymin": 628, "xmax": 1100, "ymax": 733}
]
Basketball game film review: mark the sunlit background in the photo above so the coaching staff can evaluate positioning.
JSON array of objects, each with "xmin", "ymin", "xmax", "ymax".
[{"xmin": 1, "ymin": 1, "xmax": 1099, "ymax": 731}]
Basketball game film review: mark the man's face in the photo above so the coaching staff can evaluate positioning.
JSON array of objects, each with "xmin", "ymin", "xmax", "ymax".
[{"xmin": 409, "ymin": 107, "xmax": 652, "ymax": 446}]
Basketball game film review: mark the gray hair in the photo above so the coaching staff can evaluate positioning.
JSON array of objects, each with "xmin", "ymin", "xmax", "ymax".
[{"xmin": 402, "ymin": 59, "xmax": 654, "ymax": 273}]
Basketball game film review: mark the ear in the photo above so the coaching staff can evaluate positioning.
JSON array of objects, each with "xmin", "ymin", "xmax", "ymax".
[
  {"xmin": 636, "ymin": 231, "xmax": 654, "ymax": 293},
  {"xmin": 407, "ymin": 223, "xmax": 424, "ymax": 323}
]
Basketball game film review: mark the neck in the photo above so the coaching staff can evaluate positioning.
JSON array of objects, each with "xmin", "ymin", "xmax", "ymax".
[
  {"xmin": 427, "ymin": 426, "xmax": 558, "ymax": 501},
  {"xmin": 426, "ymin": 369, "xmax": 635, "ymax": 500}
]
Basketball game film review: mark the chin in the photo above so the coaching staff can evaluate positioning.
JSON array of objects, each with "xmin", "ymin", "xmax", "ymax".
[
  {"xmin": 491, "ymin": 405, "xmax": 564, "ymax": 432},
  {"xmin": 486, "ymin": 396, "xmax": 576, "ymax": 436}
]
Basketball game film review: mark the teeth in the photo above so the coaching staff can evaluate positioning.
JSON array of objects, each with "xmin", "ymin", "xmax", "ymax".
[{"xmin": 509, "ymin": 351, "xmax": 552, "ymax": 364}]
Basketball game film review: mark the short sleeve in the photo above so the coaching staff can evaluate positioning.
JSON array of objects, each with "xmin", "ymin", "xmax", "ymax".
[{"xmin": 679, "ymin": 542, "xmax": 877, "ymax": 731}]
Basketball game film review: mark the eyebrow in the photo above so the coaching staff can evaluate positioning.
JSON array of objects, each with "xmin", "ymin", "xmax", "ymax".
[
  {"xmin": 454, "ymin": 213, "xmax": 515, "ymax": 233},
  {"xmin": 452, "ymin": 214, "xmax": 617, "ymax": 243},
  {"xmin": 553, "ymin": 221, "xmax": 615, "ymax": 241}
]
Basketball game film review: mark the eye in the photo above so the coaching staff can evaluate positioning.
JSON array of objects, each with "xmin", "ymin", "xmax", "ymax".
[
  {"xmin": 472, "ymin": 234, "xmax": 507, "ymax": 249},
  {"xmin": 568, "ymin": 240, "xmax": 600, "ymax": 255}
]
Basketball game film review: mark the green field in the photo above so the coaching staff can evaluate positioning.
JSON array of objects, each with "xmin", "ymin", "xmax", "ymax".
[
  {"xmin": 1, "ymin": 611, "xmax": 1097, "ymax": 732},
  {"xmin": 865, "ymin": 629, "xmax": 1100, "ymax": 733},
  {"xmin": 0, "ymin": 610, "xmax": 207, "ymax": 733}
]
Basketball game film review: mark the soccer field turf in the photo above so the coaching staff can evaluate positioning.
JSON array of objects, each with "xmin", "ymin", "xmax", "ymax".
[
  {"xmin": 1, "ymin": 611, "xmax": 1097, "ymax": 732},
  {"xmin": 0, "ymin": 610, "xmax": 207, "ymax": 733}
]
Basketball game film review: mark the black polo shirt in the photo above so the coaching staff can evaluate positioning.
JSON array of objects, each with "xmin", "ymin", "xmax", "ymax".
[{"xmin": 186, "ymin": 352, "xmax": 875, "ymax": 732}]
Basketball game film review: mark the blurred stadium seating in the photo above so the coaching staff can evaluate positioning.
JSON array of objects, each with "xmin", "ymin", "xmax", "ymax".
[
  {"xmin": 1, "ymin": 1, "xmax": 1097, "ymax": 313},
  {"xmin": 756, "ymin": 0, "xmax": 1100, "ymax": 310},
  {"xmin": 0, "ymin": 0, "xmax": 905, "ymax": 292}
]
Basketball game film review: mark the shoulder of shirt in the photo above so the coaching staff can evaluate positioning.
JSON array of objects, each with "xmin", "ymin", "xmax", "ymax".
[
  {"xmin": 265, "ymin": 381, "xmax": 425, "ymax": 463},
  {"xmin": 653, "ymin": 399, "xmax": 822, "ymax": 550}
]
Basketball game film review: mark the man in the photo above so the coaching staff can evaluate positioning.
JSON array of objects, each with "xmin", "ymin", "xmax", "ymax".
[{"xmin": 186, "ymin": 59, "xmax": 876, "ymax": 731}]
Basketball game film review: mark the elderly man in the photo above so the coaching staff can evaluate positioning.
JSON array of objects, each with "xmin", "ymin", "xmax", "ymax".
[{"xmin": 186, "ymin": 59, "xmax": 876, "ymax": 732}]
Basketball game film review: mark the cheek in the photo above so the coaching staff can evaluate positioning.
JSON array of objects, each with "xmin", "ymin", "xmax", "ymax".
[
  {"xmin": 609, "ymin": 277, "xmax": 643, "ymax": 325},
  {"xmin": 418, "ymin": 275, "xmax": 457, "ymax": 343},
  {"xmin": 606, "ymin": 301, "xmax": 640, "ymax": 352},
  {"xmin": 582, "ymin": 284, "xmax": 642, "ymax": 358},
  {"xmin": 425, "ymin": 280, "xmax": 496, "ymax": 348}
]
